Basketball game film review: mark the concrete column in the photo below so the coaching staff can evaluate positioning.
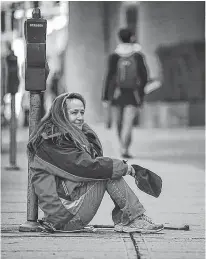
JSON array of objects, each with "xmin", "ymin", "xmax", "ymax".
[
  {"xmin": 119, "ymin": 2, "xmax": 127, "ymax": 29},
  {"xmin": 104, "ymin": 2, "xmax": 121, "ymax": 54},
  {"xmin": 65, "ymin": 2, "xmax": 106, "ymax": 123}
]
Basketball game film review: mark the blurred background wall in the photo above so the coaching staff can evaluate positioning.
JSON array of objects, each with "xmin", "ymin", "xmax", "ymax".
[
  {"xmin": 139, "ymin": 1, "xmax": 205, "ymax": 78},
  {"xmin": 138, "ymin": 1, "xmax": 205, "ymax": 127}
]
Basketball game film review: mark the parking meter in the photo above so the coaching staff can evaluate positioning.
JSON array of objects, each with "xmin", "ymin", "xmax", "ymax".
[
  {"xmin": 6, "ymin": 51, "xmax": 20, "ymax": 95},
  {"xmin": 20, "ymin": 8, "xmax": 48, "ymax": 227},
  {"xmin": 24, "ymin": 8, "xmax": 47, "ymax": 91}
]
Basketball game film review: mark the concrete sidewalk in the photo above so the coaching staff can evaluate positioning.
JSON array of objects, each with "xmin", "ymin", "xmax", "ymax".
[{"xmin": 1, "ymin": 124, "xmax": 205, "ymax": 258}]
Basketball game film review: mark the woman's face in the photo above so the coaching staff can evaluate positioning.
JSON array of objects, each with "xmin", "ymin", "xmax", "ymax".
[{"xmin": 66, "ymin": 98, "xmax": 85, "ymax": 130}]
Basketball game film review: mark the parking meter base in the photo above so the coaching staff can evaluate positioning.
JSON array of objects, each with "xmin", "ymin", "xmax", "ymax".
[
  {"xmin": 19, "ymin": 221, "xmax": 41, "ymax": 232},
  {"xmin": 5, "ymin": 165, "xmax": 20, "ymax": 171}
]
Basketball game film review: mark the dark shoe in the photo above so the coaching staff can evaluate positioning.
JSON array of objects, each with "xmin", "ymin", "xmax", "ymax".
[
  {"xmin": 131, "ymin": 164, "xmax": 162, "ymax": 198},
  {"xmin": 38, "ymin": 220, "xmax": 56, "ymax": 233},
  {"xmin": 106, "ymin": 120, "xmax": 112, "ymax": 129},
  {"xmin": 121, "ymin": 153, "xmax": 133, "ymax": 159}
]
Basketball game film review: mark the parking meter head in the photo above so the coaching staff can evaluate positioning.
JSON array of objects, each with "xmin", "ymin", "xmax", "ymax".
[
  {"xmin": 6, "ymin": 53, "xmax": 19, "ymax": 94},
  {"xmin": 25, "ymin": 17, "xmax": 47, "ymax": 44},
  {"xmin": 25, "ymin": 8, "xmax": 47, "ymax": 91}
]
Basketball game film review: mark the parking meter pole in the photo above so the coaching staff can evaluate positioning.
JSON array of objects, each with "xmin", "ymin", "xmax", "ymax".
[
  {"xmin": 19, "ymin": 92, "xmax": 43, "ymax": 232},
  {"xmin": 29, "ymin": 92, "xmax": 42, "ymax": 135},
  {"xmin": 19, "ymin": 7, "xmax": 47, "ymax": 232},
  {"xmin": 10, "ymin": 94, "xmax": 16, "ymax": 165},
  {"xmin": 27, "ymin": 92, "xmax": 42, "ymax": 222},
  {"xmin": 19, "ymin": 93, "xmax": 44, "ymax": 232}
]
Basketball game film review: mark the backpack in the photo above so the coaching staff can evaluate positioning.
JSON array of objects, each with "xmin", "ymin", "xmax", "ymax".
[{"xmin": 116, "ymin": 54, "xmax": 139, "ymax": 89}]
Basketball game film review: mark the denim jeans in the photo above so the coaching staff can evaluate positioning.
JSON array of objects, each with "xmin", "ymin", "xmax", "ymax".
[{"xmin": 62, "ymin": 177, "xmax": 145, "ymax": 231}]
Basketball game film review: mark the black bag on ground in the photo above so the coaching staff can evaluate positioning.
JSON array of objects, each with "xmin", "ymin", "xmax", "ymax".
[{"xmin": 131, "ymin": 164, "xmax": 162, "ymax": 198}]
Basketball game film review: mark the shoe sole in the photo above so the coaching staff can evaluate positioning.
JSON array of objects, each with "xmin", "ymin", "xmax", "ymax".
[
  {"xmin": 115, "ymin": 226, "xmax": 164, "ymax": 233},
  {"xmin": 38, "ymin": 226, "xmax": 96, "ymax": 233}
]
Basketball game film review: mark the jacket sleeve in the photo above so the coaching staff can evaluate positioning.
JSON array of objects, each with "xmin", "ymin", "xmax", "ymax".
[
  {"xmin": 36, "ymin": 140, "xmax": 128, "ymax": 181},
  {"xmin": 102, "ymin": 54, "xmax": 119, "ymax": 101}
]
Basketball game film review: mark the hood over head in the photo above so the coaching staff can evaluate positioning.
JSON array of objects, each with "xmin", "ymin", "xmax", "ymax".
[{"xmin": 115, "ymin": 43, "xmax": 142, "ymax": 57}]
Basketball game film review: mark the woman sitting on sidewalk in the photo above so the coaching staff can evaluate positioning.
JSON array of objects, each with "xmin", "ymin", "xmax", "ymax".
[{"xmin": 28, "ymin": 92, "xmax": 163, "ymax": 233}]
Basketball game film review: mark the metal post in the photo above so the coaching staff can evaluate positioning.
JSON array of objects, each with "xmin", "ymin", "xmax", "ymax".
[
  {"xmin": 19, "ymin": 93, "xmax": 43, "ymax": 232},
  {"xmin": 27, "ymin": 92, "xmax": 42, "ymax": 221},
  {"xmin": 19, "ymin": 7, "xmax": 47, "ymax": 232},
  {"xmin": 10, "ymin": 94, "xmax": 16, "ymax": 165},
  {"xmin": 5, "ymin": 94, "xmax": 20, "ymax": 171}
]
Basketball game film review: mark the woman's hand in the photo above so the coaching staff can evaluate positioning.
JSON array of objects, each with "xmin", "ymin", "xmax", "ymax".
[{"xmin": 126, "ymin": 164, "xmax": 136, "ymax": 177}]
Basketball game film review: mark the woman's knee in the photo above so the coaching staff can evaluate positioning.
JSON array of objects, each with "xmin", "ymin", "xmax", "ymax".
[
  {"xmin": 106, "ymin": 177, "xmax": 127, "ymax": 190},
  {"xmin": 74, "ymin": 181, "xmax": 107, "ymax": 226}
]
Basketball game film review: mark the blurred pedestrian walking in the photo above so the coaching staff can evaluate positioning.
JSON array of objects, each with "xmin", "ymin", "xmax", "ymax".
[
  {"xmin": 50, "ymin": 71, "xmax": 61, "ymax": 100},
  {"xmin": 1, "ymin": 53, "xmax": 8, "ymax": 128},
  {"xmin": 102, "ymin": 28, "xmax": 148, "ymax": 158}
]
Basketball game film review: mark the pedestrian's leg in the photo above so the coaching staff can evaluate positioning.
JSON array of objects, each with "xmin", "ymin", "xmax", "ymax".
[
  {"xmin": 105, "ymin": 102, "xmax": 112, "ymax": 129},
  {"xmin": 63, "ymin": 181, "xmax": 107, "ymax": 231},
  {"xmin": 25, "ymin": 109, "xmax": 29, "ymax": 127},
  {"xmin": 121, "ymin": 105, "xmax": 137, "ymax": 156},
  {"xmin": 106, "ymin": 177, "xmax": 145, "ymax": 226},
  {"xmin": 114, "ymin": 105, "xmax": 124, "ymax": 141}
]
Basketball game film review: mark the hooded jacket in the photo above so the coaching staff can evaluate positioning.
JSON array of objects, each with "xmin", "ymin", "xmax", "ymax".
[
  {"xmin": 30, "ymin": 123, "xmax": 128, "ymax": 229},
  {"xmin": 102, "ymin": 43, "xmax": 148, "ymax": 103}
]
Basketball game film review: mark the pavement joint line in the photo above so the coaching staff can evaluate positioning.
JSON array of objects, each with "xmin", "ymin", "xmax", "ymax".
[
  {"xmin": 129, "ymin": 233, "xmax": 141, "ymax": 259},
  {"xmin": 140, "ymin": 234, "xmax": 152, "ymax": 259},
  {"xmin": 120, "ymin": 235, "xmax": 130, "ymax": 259}
]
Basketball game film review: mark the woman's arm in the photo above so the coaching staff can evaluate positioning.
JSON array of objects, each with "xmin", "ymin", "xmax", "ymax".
[{"xmin": 36, "ymin": 141, "xmax": 128, "ymax": 181}]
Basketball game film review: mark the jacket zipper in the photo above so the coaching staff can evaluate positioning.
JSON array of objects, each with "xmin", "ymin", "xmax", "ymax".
[{"xmin": 62, "ymin": 180, "xmax": 69, "ymax": 196}]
